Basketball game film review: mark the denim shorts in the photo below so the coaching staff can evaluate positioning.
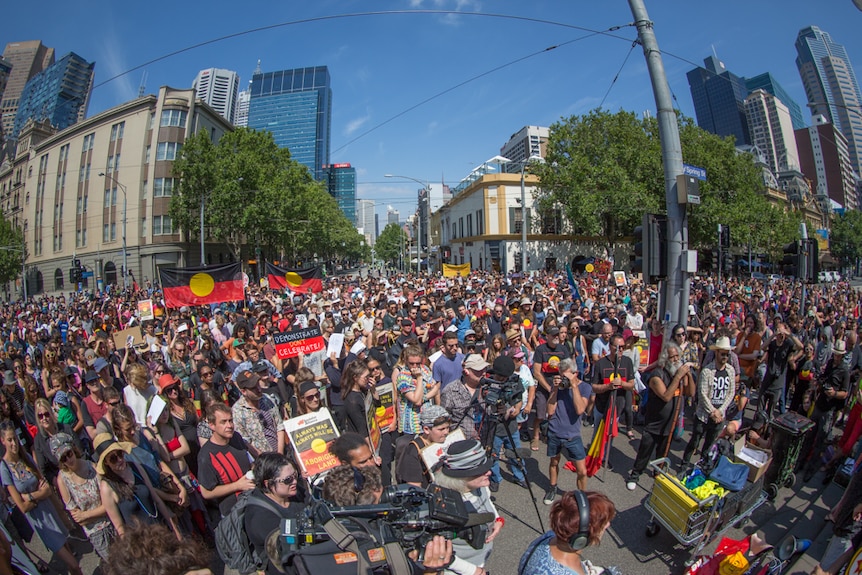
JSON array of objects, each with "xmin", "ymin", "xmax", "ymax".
[{"xmin": 547, "ymin": 434, "xmax": 586, "ymax": 461}]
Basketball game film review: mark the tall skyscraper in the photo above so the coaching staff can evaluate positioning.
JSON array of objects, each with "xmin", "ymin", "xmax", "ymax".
[
  {"xmin": 500, "ymin": 125, "xmax": 549, "ymax": 171},
  {"xmin": 744, "ymin": 89, "xmax": 800, "ymax": 174},
  {"xmin": 387, "ymin": 208, "xmax": 400, "ymax": 226},
  {"xmin": 1, "ymin": 40, "xmax": 55, "ymax": 141},
  {"xmin": 356, "ymin": 199, "xmax": 376, "ymax": 245},
  {"xmin": 744, "ymin": 73, "xmax": 806, "ymax": 130},
  {"xmin": 192, "ymin": 68, "xmax": 239, "ymax": 124},
  {"xmin": 796, "ymin": 26, "xmax": 862, "ymax": 178},
  {"xmin": 795, "ymin": 115, "xmax": 858, "ymax": 210},
  {"xmin": 687, "ymin": 56, "xmax": 751, "ymax": 145},
  {"xmin": 322, "ymin": 163, "xmax": 356, "ymax": 224},
  {"xmin": 247, "ymin": 65, "xmax": 331, "ymax": 180},
  {"xmin": 12, "ymin": 52, "xmax": 94, "ymax": 140},
  {"xmin": 234, "ymin": 83, "xmax": 251, "ymax": 127}
]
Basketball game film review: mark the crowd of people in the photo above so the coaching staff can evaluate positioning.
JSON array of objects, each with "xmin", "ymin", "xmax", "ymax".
[{"xmin": 0, "ymin": 267, "xmax": 858, "ymax": 574}]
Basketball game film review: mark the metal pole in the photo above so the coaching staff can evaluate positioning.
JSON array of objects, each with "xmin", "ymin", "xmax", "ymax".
[
  {"xmin": 417, "ymin": 199, "xmax": 421, "ymax": 276},
  {"xmin": 121, "ymin": 187, "xmax": 127, "ymax": 290},
  {"xmin": 21, "ymin": 247, "xmax": 26, "ymax": 302},
  {"xmin": 200, "ymin": 194, "xmax": 206, "ymax": 265},
  {"xmin": 629, "ymin": 0, "xmax": 688, "ymax": 326},
  {"xmin": 521, "ymin": 165, "xmax": 527, "ymax": 275}
]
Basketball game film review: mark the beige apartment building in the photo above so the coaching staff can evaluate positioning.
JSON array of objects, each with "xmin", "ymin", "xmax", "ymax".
[{"xmin": 0, "ymin": 86, "xmax": 232, "ymax": 296}]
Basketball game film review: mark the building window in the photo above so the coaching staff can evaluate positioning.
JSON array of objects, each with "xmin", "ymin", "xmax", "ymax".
[
  {"xmin": 111, "ymin": 188, "xmax": 117, "ymax": 206},
  {"xmin": 160, "ymin": 109, "xmax": 188, "ymax": 128},
  {"xmin": 459, "ymin": 218, "xmax": 464, "ymax": 238},
  {"xmin": 476, "ymin": 209, "xmax": 484, "ymax": 235},
  {"xmin": 103, "ymin": 224, "xmax": 109, "ymax": 243},
  {"xmin": 141, "ymin": 181, "xmax": 148, "ymax": 198},
  {"xmin": 141, "ymin": 217, "xmax": 147, "ymax": 237},
  {"xmin": 153, "ymin": 215, "xmax": 173, "ymax": 235},
  {"xmin": 110, "ymin": 122, "xmax": 125, "ymax": 141},
  {"xmin": 148, "ymin": 112, "xmax": 155, "ymax": 130},
  {"xmin": 153, "ymin": 178, "xmax": 176, "ymax": 197},
  {"xmin": 156, "ymin": 142, "xmax": 182, "ymax": 161},
  {"xmin": 145, "ymin": 146, "xmax": 150, "ymax": 164},
  {"xmin": 452, "ymin": 223, "xmax": 457, "ymax": 240},
  {"xmin": 509, "ymin": 207, "xmax": 531, "ymax": 234},
  {"xmin": 111, "ymin": 223, "xmax": 116, "ymax": 241},
  {"xmin": 82, "ymin": 133, "xmax": 95, "ymax": 152},
  {"xmin": 467, "ymin": 214, "xmax": 473, "ymax": 237},
  {"xmin": 540, "ymin": 209, "xmax": 563, "ymax": 234}
]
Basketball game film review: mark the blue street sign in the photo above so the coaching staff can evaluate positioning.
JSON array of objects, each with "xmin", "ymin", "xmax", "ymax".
[
  {"xmin": 82, "ymin": 271, "xmax": 94, "ymax": 278},
  {"xmin": 683, "ymin": 163, "xmax": 707, "ymax": 181}
]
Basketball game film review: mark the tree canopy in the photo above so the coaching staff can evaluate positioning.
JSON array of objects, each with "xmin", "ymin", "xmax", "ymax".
[
  {"xmin": 170, "ymin": 128, "xmax": 364, "ymax": 265},
  {"xmin": 533, "ymin": 109, "xmax": 803, "ymax": 256},
  {"xmin": 0, "ymin": 219, "xmax": 24, "ymax": 285},
  {"xmin": 829, "ymin": 210, "xmax": 862, "ymax": 270},
  {"xmin": 375, "ymin": 223, "xmax": 407, "ymax": 267}
]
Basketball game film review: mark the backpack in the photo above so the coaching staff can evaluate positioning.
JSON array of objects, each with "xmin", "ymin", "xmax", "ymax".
[{"xmin": 214, "ymin": 490, "xmax": 283, "ymax": 574}]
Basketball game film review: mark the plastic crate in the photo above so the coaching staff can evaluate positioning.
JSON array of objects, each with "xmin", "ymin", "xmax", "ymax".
[{"xmin": 648, "ymin": 473, "xmax": 710, "ymax": 538}]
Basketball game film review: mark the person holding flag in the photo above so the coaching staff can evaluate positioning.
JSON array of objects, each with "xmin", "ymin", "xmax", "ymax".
[{"xmin": 588, "ymin": 334, "xmax": 635, "ymax": 474}]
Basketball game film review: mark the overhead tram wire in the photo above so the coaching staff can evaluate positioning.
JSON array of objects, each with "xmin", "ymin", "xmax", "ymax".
[
  {"xmin": 91, "ymin": 10, "xmax": 637, "ymax": 92},
  {"xmin": 598, "ymin": 40, "xmax": 639, "ymax": 110}
]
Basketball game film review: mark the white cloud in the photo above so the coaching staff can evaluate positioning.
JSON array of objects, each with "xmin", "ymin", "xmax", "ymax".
[
  {"xmin": 344, "ymin": 113, "xmax": 371, "ymax": 136},
  {"xmin": 408, "ymin": 0, "xmax": 482, "ymax": 26},
  {"xmin": 99, "ymin": 31, "xmax": 136, "ymax": 104}
]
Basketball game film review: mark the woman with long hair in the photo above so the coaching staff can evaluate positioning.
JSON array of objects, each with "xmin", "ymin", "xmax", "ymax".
[
  {"xmin": 519, "ymin": 490, "xmax": 617, "ymax": 575},
  {"xmin": 94, "ymin": 433, "xmax": 179, "ymax": 539},
  {"xmin": 122, "ymin": 363, "xmax": 156, "ymax": 426},
  {"xmin": 40, "ymin": 347, "xmax": 63, "ymax": 399},
  {"xmin": 160, "ymin": 373, "xmax": 200, "ymax": 476},
  {"xmin": 340, "ymin": 360, "xmax": 378, "ymax": 437},
  {"xmin": 292, "ymin": 367, "xmax": 318, "ymax": 417},
  {"xmin": 32, "ymin": 397, "xmax": 82, "ymax": 485},
  {"xmin": 21, "ymin": 376, "xmax": 41, "ymax": 431},
  {"xmin": 486, "ymin": 334, "xmax": 507, "ymax": 365},
  {"xmin": 55, "ymin": 432, "xmax": 116, "ymax": 561},
  {"xmin": 0, "ymin": 422, "xmax": 83, "ymax": 575}
]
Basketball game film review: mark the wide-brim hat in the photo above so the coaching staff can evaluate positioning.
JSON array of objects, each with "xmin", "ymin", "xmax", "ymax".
[
  {"xmin": 440, "ymin": 439, "xmax": 493, "ymax": 478},
  {"xmin": 832, "ymin": 340, "xmax": 848, "ymax": 355},
  {"xmin": 93, "ymin": 433, "xmax": 133, "ymax": 475},
  {"xmin": 709, "ymin": 336, "xmax": 732, "ymax": 351}
]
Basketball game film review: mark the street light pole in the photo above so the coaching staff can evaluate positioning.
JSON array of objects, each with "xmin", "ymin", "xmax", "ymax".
[
  {"xmin": 501, "ymin": 156, "xmax": 543, "ymax": 275},
  {"xmin": 385, "ymin": 174, "xmax": 430, "ymax": 276},
  {"xmin": 98, "ymin": 172, "xmax": 127, "ymax": 290},
  {"xmin": 200, "ymin": 195, "xmax": 206, "ymax": 265}
]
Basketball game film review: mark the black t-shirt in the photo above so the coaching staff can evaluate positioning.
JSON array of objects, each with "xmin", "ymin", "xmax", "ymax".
[
  {"xmin": 197, "ymin": 432, "xmax": 251, "ymax": 515},
  {"xmin": 533, "ymin": 342, "xmax": 572, "ymax": 377},
  {"xmin": 816, "ymin": 362, "xmax": 851, "ymax": 412},
  {"xmin": 709, "ymin": 366, "xmax": 733, "ymax": 409},
  {"xmin": 343, "ymin": 390, "xmax": 370, "ymax": 437},
  {"xmin": 395, "ymin": 435, "xmax": 432, "ymax": 487},
  {"xmin": 243, "ymin": 489, "xmax": 307, "ymax": 575},
  {"xmin": 644, "ymin": 368, "xmax": 679, "ymax": 437},
  {"xmin": 591, "ymin": 354, "xmax": 635, "ymax": 415},
  {"xmin": 765, "ymin": 338, "xmax": 794, "ymax": 390}
]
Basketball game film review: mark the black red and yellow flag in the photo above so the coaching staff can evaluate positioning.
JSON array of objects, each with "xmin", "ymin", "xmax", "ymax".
[
  {"xmin": 159, "ymin": 263, "xmax": 244, "ymax": 308},
  {"xmin": 266, "ymin": 262, "xmax": 323, "ymax": 294}
]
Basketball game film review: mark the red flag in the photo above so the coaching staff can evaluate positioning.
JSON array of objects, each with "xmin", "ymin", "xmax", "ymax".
[
  {"xmin": 159, "ymin": 263, "xmax": 243, "ymax": 309},
  {"xmin": 266, "ymin": 262, "xmax": 323, "ymax": 294}
]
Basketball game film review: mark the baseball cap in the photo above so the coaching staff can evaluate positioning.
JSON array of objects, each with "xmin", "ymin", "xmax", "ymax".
[
  {"xmin": 236, "ymin": 370, "xmax": 260, "ymax": 390},
  {"xmin": 463, "ymin": 354, "xmax": 490, "ymax": 372}
]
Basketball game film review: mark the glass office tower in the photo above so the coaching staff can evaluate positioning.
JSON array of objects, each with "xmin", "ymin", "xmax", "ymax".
[{"xmin": 248, "ymin": 66, "xmax": 331, "ymax": 180}]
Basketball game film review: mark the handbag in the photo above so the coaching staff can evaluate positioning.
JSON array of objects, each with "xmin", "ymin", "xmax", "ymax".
[{"xmin": 708, "ymin": 456, "xmax": 749, "ymax": 492}]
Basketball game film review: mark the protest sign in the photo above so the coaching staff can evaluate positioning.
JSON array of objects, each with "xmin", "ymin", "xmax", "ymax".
[
  {"xmin": 613, "ymin": 271, "xmax": 628, "ymax": 287},
  {"xmin": 420, "ymin": 429, "xmax": 466, "ymax": 471},
  {"xmin": 327, "ymin": 333, "xmax": 345, "ymax": 358},
  {"xmin": 637, "ymin": 336, "xmax": 650, "ymax": 367},
  {"xmin": 374, "ymin": 383, "xmax": 395, "ymax": 431},
  {"xmin": 137, "ymin": 299, "xmax": 154, "ymax": 321},
  {"xmin": 273, "ymin": 327, "xmax": 325, "ymax": 359},
  {"xmin": 283, "ymin": 408, "xmax": 341, "ymax": 476},
  {"xmin": 365, "ymin": 394, "xmax": 382, "ymax": 455},
  {"xmin": 112, "ymin": 327, "xmax": 145, "ymax": 351}
]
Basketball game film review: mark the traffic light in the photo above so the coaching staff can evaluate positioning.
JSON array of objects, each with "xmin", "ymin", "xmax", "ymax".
[
  {"xmin": 722, "ymin": 250, "xmax": 733, "ymax": 274},
  {"xmin": 710, "ymin": 250, "xmax": 718, "ymax": 270},
  {"xmin": 803, "ymin": 238, "xmax": 819, "ymax": 283},
  {"xmin": 720, "ymin": 225, "xmax": 731, "ymax": 249},
  {"xmin": 633, "ymin": 213, "xmax": 667, "ymax": 283},
  {"xmin": 782, "ymin": 241, "xmax": 800, "ymax": 278},
  {"xmin": 69, "ymin": 268, "xmax": 77, "ymax": 284}
]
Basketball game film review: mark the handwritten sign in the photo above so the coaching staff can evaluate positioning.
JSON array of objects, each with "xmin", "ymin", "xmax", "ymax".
[
  {"xmin": 283, "ymin": 408, "xmax": 341, "ymax": 476},
  {"xmin": 273, "ymin": 327, "xmax": 325, "ymax": 359},
  {"xmin": 365, "ymin": 394, "xmax": 381, "ymax": 456}
]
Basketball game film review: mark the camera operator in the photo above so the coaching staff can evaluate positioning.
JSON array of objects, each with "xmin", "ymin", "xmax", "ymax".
[
  {"xmin": 544, "ymin": 358, "xmax": 593, "ymax": 505},
  {"xmin": 433, "ymin": 439, "xmax": 501, "ymax": 575},
  {"xmin": 320, "ymin": 465, "xmax": 455, "ymax": 575},
  {"xmin": 395, "ymin": 404, "xmax": 451, "ymax": 488},
  {"xmin": 440, "ymin": 354, "xmax": 488, "ymax": 441},
  {"xmin": 484, "ymin": 356, "xmax": 526, "ymax": 492},
  {"xmin": 245, "ymin": 453, "xmax": 307, "ymax": 575}
]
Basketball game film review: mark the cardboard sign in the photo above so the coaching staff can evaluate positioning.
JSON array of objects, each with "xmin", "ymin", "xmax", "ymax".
[
  {"xmin": 137, "ymin": 299, "xmax": 154, "ymax": 321},
  {"xmin": 283, "ymin": 408, "xmax": 341, "ymax": 476},
  {"xmin": 613, "ymin": 271, "xmax": 628, "ymax": 287},
  {"xmin": 112, "ymin": 327, "xmax": 145, "ymax": 351},
  {"xmin": 365, "ymin": 393, "xmax": 381, "ymax": 455},
  {"xmin": 273, "ymin": 327, "xmax": 325, "ymax": 359},
  {"xmin": 374, "ymin": 383, "xmax": 395, "ymax": 431},
  {"xmin": 420, "ymin": 429, "xmax": 466, "ymax": 472}
]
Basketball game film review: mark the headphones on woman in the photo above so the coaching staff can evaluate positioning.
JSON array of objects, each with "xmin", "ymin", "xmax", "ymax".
[{"xmin": 569, "ymin": 490, "xmax": 591, "ymax": 551}]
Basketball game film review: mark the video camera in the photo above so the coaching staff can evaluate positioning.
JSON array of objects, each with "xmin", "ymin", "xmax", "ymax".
[
  {"xmin": 270, "ymin": 484, "xmax": 493, "ymax": 572},
  {"xmin": 480, "ymin": 373, "xmax": 525, "ymax": 408}
]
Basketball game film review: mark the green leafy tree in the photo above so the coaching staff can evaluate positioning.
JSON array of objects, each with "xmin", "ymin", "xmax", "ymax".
[
  {"xmin": 375, "ymin": 223, "xmax": 407, "ymax": 267},
  {"xmin": 170, "ymin": 127, "xmax": 364, "ymax": 264},
  {"xmin": 534, "ymin": 110, "xmax": 796, "ymax": 251},
  {"xmin": 830, "ymin": 210, "xmax": 862, "ymax": 269},
  {"xmin": 0, "ymin": 219, "xmax": 24, "ymax": 285}
]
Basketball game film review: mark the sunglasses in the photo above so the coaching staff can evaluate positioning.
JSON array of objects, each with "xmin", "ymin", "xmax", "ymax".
[
  {"xmin": 164, "ymin": 386, "xmax": 179, "ymax": 394},
  {"xmin": 105, "ymin": 451, "xmax": 124, "ymax": 464},
  {"xmin": 37, "ymin": 412, "xmax": 52, "ymax": 420},
  {"xmin": 107, "ymin": 401, "xmax": 120, "ymax": 407},
  {"xmin": 271, "ymin": 474, "xmax": 297, "ymax": 486},
  {"xmin": 60, "ymin": 451, "xmax": 75, "ymax": 463},
  {"xmin": 303, "ymin": 393, "xmax": 321, "ymax": 402}
]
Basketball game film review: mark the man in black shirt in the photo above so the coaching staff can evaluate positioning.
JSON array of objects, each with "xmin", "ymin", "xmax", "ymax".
[
  {"xmin": 801, "ymin": 339, "xmax": 851, "ymax": 482},
  {"xmin": 590, "ymin": 333, "xmax": 635, "ymax": 470},
  {"xmin": 627, "ymin": 343, "xmax": 690, "ymax": 490},
  {"xmin": 197, "ymin": 403, "xmax": 254, "ymax": 518},
  {"xmin": 531, "ymin": 327, "xmax": 572, "ymax": 450},
  {"xmin": 394, "ymin": 404, "xmax": 451, "ymax": 488}
]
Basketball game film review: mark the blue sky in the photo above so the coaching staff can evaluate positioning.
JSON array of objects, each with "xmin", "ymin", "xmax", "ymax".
[{"xmin": 5, "ymin": 1, "xmax": 862, "ymax": 223}]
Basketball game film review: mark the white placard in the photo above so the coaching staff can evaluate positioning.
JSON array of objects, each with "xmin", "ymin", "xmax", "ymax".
[
  {"xmin": 147, "ymin": 395, "xmax": 167, "ymax": 426},
  {"xmin": 327, "ymin": 333, "xmax": 345, "ymax": 357}
]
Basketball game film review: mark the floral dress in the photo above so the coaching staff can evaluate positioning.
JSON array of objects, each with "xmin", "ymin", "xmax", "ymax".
[{"xmin": 59, "ymin": 462, "xmax": 115, "ymax": 558}]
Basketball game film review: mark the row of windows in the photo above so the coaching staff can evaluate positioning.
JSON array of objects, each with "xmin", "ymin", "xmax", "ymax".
[
  {"xmin": 110, "ymin": 122, "xmax": 125, "ymax": 141},
  {"xmin": 105, "ymin": 153, "xmax": 120, "ymax": 174}
]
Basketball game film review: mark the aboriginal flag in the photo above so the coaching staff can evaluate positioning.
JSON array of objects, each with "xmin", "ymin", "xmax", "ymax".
[
  {"xmin": 266, "ymin": 262, "xmax": 323, "ymax": 294},
  {"xmin": 159, "ymin": 263, "xmax": 244, "ymax": 309}
]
